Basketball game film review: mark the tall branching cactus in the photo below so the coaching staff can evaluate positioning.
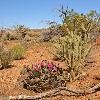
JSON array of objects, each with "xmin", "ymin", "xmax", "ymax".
[
  {"xmin": 54, "ymin": 30, "xmax": 91, "ymax": 81},
  {"xmin": 53, "ymin": 7, "xmax": 96, "ymax": 81}
]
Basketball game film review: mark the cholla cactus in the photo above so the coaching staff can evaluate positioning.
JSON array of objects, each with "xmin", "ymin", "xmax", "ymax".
[
  {"xmin": 53, "ymin": 8, "xmax": 95, "ymax": 81},
  {"xmin": 54, "ymin": 30, "xmax": 91, "ymax": 81}
]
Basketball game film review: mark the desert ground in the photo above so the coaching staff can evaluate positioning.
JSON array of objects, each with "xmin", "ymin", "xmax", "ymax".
[{"xmin": 0, "ymin": 36, "xmax": 100, "ymax": 100}]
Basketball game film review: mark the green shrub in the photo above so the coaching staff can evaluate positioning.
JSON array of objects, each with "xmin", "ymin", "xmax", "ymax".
[
  {"xmin": 11, "ymin": 44, "xmax": 25, "ymax": 60},
  {"xmin": 0, "ymin": 45, "xmax": 13, "ymax": 69}
]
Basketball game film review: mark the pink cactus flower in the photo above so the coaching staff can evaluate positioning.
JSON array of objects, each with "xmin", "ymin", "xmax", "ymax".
[
  {"xmin": 52, "ymin": 66, "xmax": 58, "ymax": 72},
  {"xmin": 48, "ymin": 63, "xmax": 53, "ymax": 70}
]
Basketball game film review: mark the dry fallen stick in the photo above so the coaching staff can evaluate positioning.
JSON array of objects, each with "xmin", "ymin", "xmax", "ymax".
[{"xmin": 9, "ymin": 83, "xmax": 100, "ymax": 100}]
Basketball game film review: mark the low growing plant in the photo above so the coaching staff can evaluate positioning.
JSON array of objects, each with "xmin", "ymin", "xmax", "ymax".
[{"xmin": 18, "ymin": 60, "xmax": 67, "ymax": 92}]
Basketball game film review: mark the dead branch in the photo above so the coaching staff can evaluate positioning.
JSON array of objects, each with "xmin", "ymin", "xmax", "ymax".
[{"xmin": 9, "ymin": 83, "xmax": 100, "ymax": 100}]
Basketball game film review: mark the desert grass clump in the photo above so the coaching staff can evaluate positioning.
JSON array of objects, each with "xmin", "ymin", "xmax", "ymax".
[
  {"xmin": 11, "ymin": 44, "xmax": 25, "ymax": 60},
  {"xmin": 0, "ymin": 44, "xmax": 13, "ymax": 69}
]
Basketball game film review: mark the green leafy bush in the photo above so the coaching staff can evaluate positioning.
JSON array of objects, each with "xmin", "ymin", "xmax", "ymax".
[{"xmin": 11, "ymin": 44, "xmax": 25, "ymax": 60}]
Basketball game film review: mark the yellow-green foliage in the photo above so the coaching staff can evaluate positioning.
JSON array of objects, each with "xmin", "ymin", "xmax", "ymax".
[
  {"xmin": 54, "ymin": 8, "xmax": 95, "ymax": 81},
  {"xmin": 59, "ymin": 8, "xmax": 100, "ymax": 36},
  {"xmin": 54, "ymin": 31, "xmax": 91, "ymax": 81},
  {"xmin": 11, "ymin": 44, "xmax": 25, "ymax": 60}
]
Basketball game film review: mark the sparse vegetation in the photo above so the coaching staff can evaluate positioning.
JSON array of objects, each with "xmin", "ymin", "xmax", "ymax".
[
  {"xmin": 0, "ymin": 3, "xmax": 100, "ymax": 100},
  {"xmin": 14, "ymin": 25, "xmax": 30, "ymax": 39},
  {"xmin": 40, "ymin": 22, "xmax": 62, "ymax": 42}
]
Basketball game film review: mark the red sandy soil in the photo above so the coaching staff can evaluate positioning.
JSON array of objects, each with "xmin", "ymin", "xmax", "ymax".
[{"xmin": 0, "ymin": 42, "xmax": 100, "ymax": 100}]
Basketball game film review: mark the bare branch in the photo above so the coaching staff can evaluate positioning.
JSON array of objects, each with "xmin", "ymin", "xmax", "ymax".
[{"xmin": 9, "ymin": 83, "xmax": 100, "ymax": 100}]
